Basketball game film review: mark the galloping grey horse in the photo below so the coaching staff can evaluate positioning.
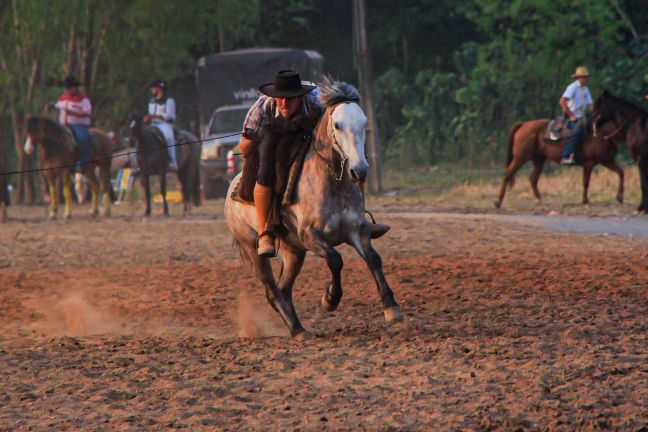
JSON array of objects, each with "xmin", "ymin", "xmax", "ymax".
[{"xmin": 224, "ymin": 80, "xmax": 401, "ymax": 339}]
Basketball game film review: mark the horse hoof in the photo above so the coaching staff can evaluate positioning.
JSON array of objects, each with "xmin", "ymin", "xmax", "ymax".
[
  {"xmin": 90, "ymin": 210, "xmax": 99, "ymax": 218},
  {"xmin": 321, "ymin": 293, "xmax": 339, "ymax": 312},
  {"xmin": 292, "ymin": 329, "xmax": 313, "ymax": 341},
  {"xmin": 63, "ymin": 213, "xmax": 71, "ymax": 221},
  {"xmin": 384, "ymin": 306, "xmax": 403, "ymax": 323},
  {"xmin": 493, "ymin": 201, "xmax": 501, "ymax": 209},
  {"xmin": 48, "ymin": 213, "xmax": 57, "ymax": 220},
  {"xmin": 617, "ymin": 196, "xmax": 624, "ymax": 204}
]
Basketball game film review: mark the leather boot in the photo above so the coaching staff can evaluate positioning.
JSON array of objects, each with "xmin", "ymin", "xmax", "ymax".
[
  {"xmin": 254, "ymin": 183, "xmax": 277, "ymax": 257},
  {"xmin": 359, "ymin": 182, "xmax": 390, "ymax": 239}
]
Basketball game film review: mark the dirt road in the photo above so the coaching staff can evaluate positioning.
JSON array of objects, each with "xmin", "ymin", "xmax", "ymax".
[{"xmin": 1, "ymin": 201, "xmax": 646, "ymax": 430}]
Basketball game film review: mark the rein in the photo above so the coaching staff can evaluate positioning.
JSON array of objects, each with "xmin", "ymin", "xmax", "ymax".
[
  {"xmin": 312, "ymin": 102, "xmax": 352, "ymax": 182},
  {"xmin": 593, "ymin": 113, "xmax": 635, "ymax": 140}
]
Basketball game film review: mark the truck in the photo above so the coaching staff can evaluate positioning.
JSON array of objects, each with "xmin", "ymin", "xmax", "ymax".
[{"xmin": 195, "ymin": 48, "xmax": 325, "ymax": 198}]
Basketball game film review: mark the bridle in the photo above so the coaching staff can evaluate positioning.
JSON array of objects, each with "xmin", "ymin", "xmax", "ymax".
[
  {"xmin": 312, "ymin": 102, "xmax": 354, "ymax": 182},
  {"xmin": 593, "ymin": 110, "xmax": 636, "ymax": 140}
]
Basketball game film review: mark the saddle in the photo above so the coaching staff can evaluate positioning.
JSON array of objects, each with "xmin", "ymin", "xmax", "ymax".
[
  {"xmin": 230, "ymin": 130, "xmax": 312, "ymax": 207},
  {"xmin": 544, "ymin": 116, "xmax": 579, "ymax": 141}
]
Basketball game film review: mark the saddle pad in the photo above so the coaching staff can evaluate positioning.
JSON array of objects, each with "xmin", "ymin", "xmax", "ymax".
[{"xmin": 230, "ymin": 139, "xmax": 310, "ymax": 206}]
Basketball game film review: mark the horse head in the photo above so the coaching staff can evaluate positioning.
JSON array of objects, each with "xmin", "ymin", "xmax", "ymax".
[
  {"xmin": 593, "ymin": 89, "xmax": 616, "ymax": 134},
  {"xmin": 127, "ymin": 113, "xmax": 144, "ymax": 148},
  {"xmin": 318, "ymin": 78, "xmax": 369, "ymax": 183},
  {"xmin": 24, "ymin": 117, "xmax": 50, "ymax": 155}
]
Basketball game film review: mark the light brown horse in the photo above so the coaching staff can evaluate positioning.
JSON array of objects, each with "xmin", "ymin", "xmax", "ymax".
[
  {"xmin": 25, "ymin": 117, "xmax": 113, "ymax": 219},
  {"xmin": 224, "ymin": 81, "xmax": 401, "ymax": 339},
  {"xmin": 495, "ymin": 118, "xmax": 623, "ymax": 208}
]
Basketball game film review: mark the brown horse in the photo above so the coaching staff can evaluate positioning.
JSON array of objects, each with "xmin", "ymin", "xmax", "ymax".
[
  {"xmin": 495, "ymin": 118, "xmax": 623, "ymax": 208},
  {"xmin": 25, "ymin": 117, "xmax": 113, "ymax": 219},
  {"xmin": 593, "ymin": 90, "xmax": 648, "ymax": 212},
  {"xmin": 225, "ymin": 80, "xmax": 401, "ymax": 339}
]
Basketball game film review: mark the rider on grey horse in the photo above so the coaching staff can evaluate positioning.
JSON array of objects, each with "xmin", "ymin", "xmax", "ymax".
[
  {"xmin": 145, "ymin": 79, "xmax": 177, "ymax": 171},
  {"xmin": 239, "ymin": 70, "xmax": 389, "ymax": 257}
]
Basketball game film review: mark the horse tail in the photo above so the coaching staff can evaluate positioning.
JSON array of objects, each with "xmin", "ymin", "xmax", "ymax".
[
  {"xmin": 232, "ymin": 238, "xmax": 251, "ymax": 266},
  {"xmin": 506, "ymin": 122, "xmax": 523, "ymax": 189}
]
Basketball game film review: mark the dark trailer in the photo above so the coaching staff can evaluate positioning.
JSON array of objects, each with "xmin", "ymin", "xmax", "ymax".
[{"xmin": 195, "ymin": 48, "xmax": 325, "ymax": 134}]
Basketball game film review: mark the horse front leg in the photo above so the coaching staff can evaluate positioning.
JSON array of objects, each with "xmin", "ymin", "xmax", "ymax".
[
  {"xmin": 638, "ymin": 157, "xmax": 648, "ymax": 213},
  {"xmin": 160, "ymin": 170, "xmax": 169, "ymax": 216},
  {"xmin": 99, "ymin": 164, "xmax": 111, "ymax": 217},
  {"xmin": 582, "ymin": 161, "xmax": 594, "ymax": 206},
  {"xmin": 602, "ymin": 160, "xmax": 624, "ymax": 204},
  {"xmin": 47, "ymin": 177, "xmax": 58, "ymax": 219},
  {"xmin": 141, "ymin": 174, "xmax": 151, "ymax": 217},
  {"xmin": 62, "ymin": 172, "xmax": 73, "ymax": 220},
  {"xmin": 302, "ymin": 230, "xmax": 344, "ymax": 312},
  {"xmin": 349, "ymin": 229, "xmax": 402, "ymax": 323}
]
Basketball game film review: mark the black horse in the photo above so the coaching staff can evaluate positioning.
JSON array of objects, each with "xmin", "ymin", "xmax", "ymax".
[
  {"xmin": 128, "ymin": 114, "xmax": 202, "ymax": 217},
  {"xmin": 593, "ymin": 90, "xmax": 648, "ymax": 212}
]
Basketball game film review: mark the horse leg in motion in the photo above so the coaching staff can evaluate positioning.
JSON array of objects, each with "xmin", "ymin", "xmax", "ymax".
[
  {"xmin": 276, "ymin": 243, "xmax": 307, "ymax": 326},
  {"xmin": 99, "ymin": 163, "xmax": 112, "ymax": 216},
  {"xmin": 62, "ymin": 170, "xmax": 74, "ymax": 219},
  {"xmin": 85, "ymin": 168, "xmax": 100, "ymax": 217},
  {"xmin": 350, "ymin": 229, "xmax": 402, "ymax": 322},
  {"xmin": 638, "ymin": 157, "xmax": 648, "ymax": 213},
  {"xmin": 602, "ymin": 160, "xmax": 624, "ymax": 204},
  {"xmin": 178, "ymin": 167, "xmax": 191, "ymax": 217},
  {"xmin": 160, "ymin": 169, "xmax": 169, "ymax": 216},
  {"xmin": 243, "ymin": 238, "xmax": 307, "ymax": 338},
  {"xmin": 495, "ymin": 157, "xmax": 527, "ymax": 209},
  {"xmin": 581, "ymin": 161, "xmax": 595, "ymax": 206},
  {"xmin": 301, "ymin": 230, "xmax": 344, "ymax": 312},
  {"xmin": 529, "ymin": 157, "xmax": 546, "ymax": 206},
  {"xmin": 45, "ymin": 176, "xmax": 58, "ymax": 219},
  {"xmin": 141, "ymin": 174, "xmax": 152, "ymax": 217}
]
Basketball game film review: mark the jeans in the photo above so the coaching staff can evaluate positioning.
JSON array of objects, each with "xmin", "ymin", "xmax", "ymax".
[
  {"xmin": 68, "ymin": 124, "xmax": 90, "ymax": 172},
  {"xmin": 561, "ymin": 119, "xmax": 584, "ymax": 159},
  {"xmin": 152, "ymin": 121, "xmax": 176, "ymax": 165},
  {"xmin": 257, "ymin": 130, "xmax": 277, "ymax": 187}
]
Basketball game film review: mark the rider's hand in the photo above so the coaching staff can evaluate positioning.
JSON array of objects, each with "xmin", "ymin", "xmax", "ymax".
[
  {"xmin": 568, "ymin": 113, "xmax": 577, "ymax": 122},
  {"xmin": 143, "ymin": 114, "xmax": 152, "ymax": 123}
]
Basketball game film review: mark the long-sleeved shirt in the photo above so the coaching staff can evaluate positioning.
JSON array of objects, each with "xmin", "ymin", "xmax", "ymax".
[
  {"xmin": 55, "ymin": 94, "xmax": 92, "ymax": 126},
  {"xmin": 148, "ymin": 95, "xmax": 176, "ymax": 123}
]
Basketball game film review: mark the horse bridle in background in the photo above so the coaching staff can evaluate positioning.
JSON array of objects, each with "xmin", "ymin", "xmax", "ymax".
[
  {"xmin": 312, "ymin": 102, "xmax": 353, "ymax": 182},
  {"xmin": 593, "ymin": 112, "xmax": 635, "ymax": 140}
]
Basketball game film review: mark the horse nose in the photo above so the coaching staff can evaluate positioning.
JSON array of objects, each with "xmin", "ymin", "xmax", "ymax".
[{"xmin": 350, "ymin": 166, "xmax": 368, "ymax": 183}]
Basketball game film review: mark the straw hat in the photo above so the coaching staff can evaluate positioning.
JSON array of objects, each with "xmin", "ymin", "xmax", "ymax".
[{"xmin": 572, "ymin": 66, "xmax": 591, "ymax": 78}]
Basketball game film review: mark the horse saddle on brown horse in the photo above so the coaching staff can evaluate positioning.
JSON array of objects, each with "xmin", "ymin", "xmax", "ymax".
[
  {"xmin": 544, "ymin": 116, "xmax": 579, "ymax": 141},
  {"xmin": 61, "ymin": 126, "xmax": 100, "ymax": 156}
]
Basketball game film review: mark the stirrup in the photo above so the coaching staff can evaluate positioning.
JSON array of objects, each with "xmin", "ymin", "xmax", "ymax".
[{"xmin": 256, "ymin": 230, "xmax": 278, "ymax": 258}]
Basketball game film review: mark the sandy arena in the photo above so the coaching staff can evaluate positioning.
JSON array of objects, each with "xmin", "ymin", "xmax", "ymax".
[{"xmin": 0, "ymin": 197, "xmax": 647, "ymax": 431}]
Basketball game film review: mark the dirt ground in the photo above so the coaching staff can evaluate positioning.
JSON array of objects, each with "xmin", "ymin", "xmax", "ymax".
[{"xmin": 0, "ymin": 194, "xmax": 647, "ymax": 431}]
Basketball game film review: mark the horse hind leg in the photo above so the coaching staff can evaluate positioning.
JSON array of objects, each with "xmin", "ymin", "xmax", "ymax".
[
  {"xmin": 276, "ymin": 243, "xmax": 306, "ymax": 324},
  {"xmin": 248, "ymin": 245, "xmax": 307, "ymax": 339},
  {"xmin": 530, "ymin": 157, "xmax": 546, "ymax": 207},
  {"xmin": 349, "ymin": 231, "xmax": 401, "ymax": 323},
  {"xmin": 86, "ymin": 168, "xmax": 100, "ymax": 217},
  {"xmin": 99, "ymin": 164, "xmax": 112, "ymax": 217},
  {"xmin": 495, "ymin": 157, "xmax": 526, "ymax": 209}
]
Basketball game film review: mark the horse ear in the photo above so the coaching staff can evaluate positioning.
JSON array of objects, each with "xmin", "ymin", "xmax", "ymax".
[{"xmin": 602, "ymin": 89, "xmax": 610, "ymax": 97}]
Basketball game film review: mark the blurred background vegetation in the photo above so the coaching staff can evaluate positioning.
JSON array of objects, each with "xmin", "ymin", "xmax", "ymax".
[{"xmin": 0, "ymin": 0, "xmax": 647, "ymax": 199}]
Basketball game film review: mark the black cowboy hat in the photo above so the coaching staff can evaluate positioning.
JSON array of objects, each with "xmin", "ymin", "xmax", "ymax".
[
  {"xmin": 60, "ymin": 75, "xmax": 82, "ymax": 87},
  {"xmin": 258, "ymin": 70, "xmax": 315, "ymax": 98},
  {"xmin": 150, "ymin": 79, "xmax": 167, "ymax": 90}
]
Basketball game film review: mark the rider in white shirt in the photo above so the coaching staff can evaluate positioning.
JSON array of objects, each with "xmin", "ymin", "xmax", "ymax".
[
  {"xmin": 559, "ymin": 67, "xmax": 594, "ymax": 165},
  {"xmin": 144, "ymin": 79, "xmax": 177, "ymax": 170}
]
